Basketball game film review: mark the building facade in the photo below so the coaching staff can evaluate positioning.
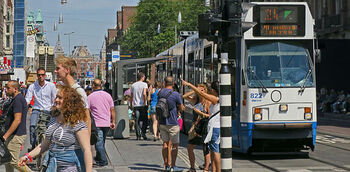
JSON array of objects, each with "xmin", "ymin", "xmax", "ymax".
[
  {"xmin": 26, "ymin": 10, "xmax": 54, "ymax": 73},
  {"xmin": 2, "ymin": 0, "xmax": 14, "ymax": 67},
  {"xmin": 105, "ymin": 6, "xmax": 137, "ymax": 84},
  {"xmin": 13, "ymin": 0, "xmax": 26, "ymax": 68},
  {"xmin": 71, "ymin": 43, "xmax": 104, "ymax": 86}
]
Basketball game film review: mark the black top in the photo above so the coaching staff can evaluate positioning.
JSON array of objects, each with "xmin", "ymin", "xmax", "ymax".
[{"xmin": 5, "ymin": 94, "xmax": 27, "ymax": 136}]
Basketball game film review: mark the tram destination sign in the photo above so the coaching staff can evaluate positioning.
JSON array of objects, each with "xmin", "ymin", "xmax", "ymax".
[{"xmin": 253, "ymin": 5, "xmax": 305, "ymax": 37}]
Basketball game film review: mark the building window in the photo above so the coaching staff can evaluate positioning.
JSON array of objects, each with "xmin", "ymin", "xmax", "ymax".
[
  {"xmin": 6, "ymin": 25, "xmax": 10, "ymax": 33},
  {"xmin": 6, "ymin": 36, "xmax": 10, "ymax": 48}
]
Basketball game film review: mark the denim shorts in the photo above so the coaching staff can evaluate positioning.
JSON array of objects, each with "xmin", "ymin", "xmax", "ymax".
[
  {"xmin": 209, "ymin": 128, "xmax": 220, "ymax": 153},
  {"xmin": 150, "ymin": 106, "xmax": 156, "ymax": 115}
]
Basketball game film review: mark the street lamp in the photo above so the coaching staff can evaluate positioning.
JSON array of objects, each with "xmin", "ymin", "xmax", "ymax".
[
  {"xmin": 64, "ymin": 32, "xmax": 74, "ymax": 56},
  {"xmin": 175, "ymin": 11, "xmax": 182, "ymax": 44}
]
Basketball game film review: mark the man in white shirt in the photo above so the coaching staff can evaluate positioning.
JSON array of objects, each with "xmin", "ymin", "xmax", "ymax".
[
  {"xmin": 25, "ymin": 67, "xmax": 57, "ymax": 150},
  {"xmin": 131, "ymin": 72, "xmax": 148, "ymax": 140}
]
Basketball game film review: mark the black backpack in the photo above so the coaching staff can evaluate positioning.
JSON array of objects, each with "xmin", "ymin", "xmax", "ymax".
[{"xmin": 156, "ymin": 90, "xmax": 173, "ymax": 118}]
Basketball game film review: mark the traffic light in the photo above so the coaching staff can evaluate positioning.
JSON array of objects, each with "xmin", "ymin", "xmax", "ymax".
[
  {"xmin": 198, "ymin": 12, "xmax": 220, "ymax": 40},
  {"xmin": 222, "ymin": 0, "xmax": 242, "ymax": 38}
]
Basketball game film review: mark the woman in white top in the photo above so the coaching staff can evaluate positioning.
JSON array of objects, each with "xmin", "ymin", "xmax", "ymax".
[{"xmin": 182, "ymin": 80, "xmax": 221, "ymax": 172}]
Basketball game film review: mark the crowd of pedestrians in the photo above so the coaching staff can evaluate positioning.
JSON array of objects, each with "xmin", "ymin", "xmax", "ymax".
[
  {"xmin": 0, "ymin": 55, "xmax": 223, "ymax": 172},
  {"xmin": 317, "ymin": 88, "xmax": 350, "ymax": 114},
  {"xmin": 122, "ymin": 73, "xmax": 221, "ymax": 172}
]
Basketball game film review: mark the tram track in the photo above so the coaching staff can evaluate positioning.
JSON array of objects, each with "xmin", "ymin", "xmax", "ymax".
[{"xmin": 308, "ymin": 156, "xmax": 350, "ymax": 171}]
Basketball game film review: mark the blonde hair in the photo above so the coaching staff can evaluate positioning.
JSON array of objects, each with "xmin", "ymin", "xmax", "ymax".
[{"xmin": 56, "ymin": 56, "xmax": 77, "ymax": 76}]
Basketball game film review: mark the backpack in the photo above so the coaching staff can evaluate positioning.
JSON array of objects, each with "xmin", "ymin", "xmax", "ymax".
[{"xmin": 156, "ymin": 90, "xmax": 173, "ymax": 118}]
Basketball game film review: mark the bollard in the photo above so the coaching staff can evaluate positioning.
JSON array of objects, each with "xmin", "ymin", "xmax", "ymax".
[
  {"xmin": 113, "ymin": 104, "xmax": 130, "ymax": 139},
  {"xmin": 219, "ymin": 52, "xmax": 232, "ymax": 172}
]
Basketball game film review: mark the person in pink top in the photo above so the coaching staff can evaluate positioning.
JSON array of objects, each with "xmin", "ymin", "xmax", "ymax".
[{"xmin": 88, "ymin": 79, "xmax": 116, "ymax": 167}]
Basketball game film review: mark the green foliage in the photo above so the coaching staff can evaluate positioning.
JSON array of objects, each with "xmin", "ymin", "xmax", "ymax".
[{"xmin": 119, "ymin": 0, "xmax": 207, "ymax": 58}]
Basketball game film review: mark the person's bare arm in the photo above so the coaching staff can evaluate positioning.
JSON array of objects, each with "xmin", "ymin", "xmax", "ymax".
[
  {"xmin": 110, "ymin": 107, "xmax": 116, "ymax": 129},
  {"xmin": 143, "ymin": 88, "xmax": 148, "ymax": 106},
  {"xmin": 193, "ymin": 108, "xmax": 210, "ymax": 118},
  {"xmin": 76, "ymin": 129, "xmax": 92, "ymax": 172},
  {"xmin": 85, "ymin": 109, "xmax": 91, "ymax": 134},
  {"xmin": 182, "ymin": 79, "xmax": 219, "ymax": 105},
  {"xmin": 183, "ymin": 90, "xmax": 197, "ymax": 104},
  {"xmin": 18, "ymin": 139, "xmax": 50, "ymax": 166},
  {"xmin": 2, "ymin": 113, "xmax": 21, "ymax": 140}
]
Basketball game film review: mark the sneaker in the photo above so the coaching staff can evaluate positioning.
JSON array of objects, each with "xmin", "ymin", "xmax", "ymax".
[
  {"xmin": 164, "ymin": 165, "xmax": 171, "ymax": 171},
  {"xmin": 170, "ymin": 166, "xmax": 183, "ymax": 172}
]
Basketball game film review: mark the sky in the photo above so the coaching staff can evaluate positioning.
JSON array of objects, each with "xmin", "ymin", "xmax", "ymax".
[{"xmin": 28, "ymin": 0, "xmax": 140, "ymax": 55}]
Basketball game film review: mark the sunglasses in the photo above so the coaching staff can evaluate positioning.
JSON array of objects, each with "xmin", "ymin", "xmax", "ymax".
[{"xmin": 37, "ymin": 74, "xmax": 45, "ymax": 76}]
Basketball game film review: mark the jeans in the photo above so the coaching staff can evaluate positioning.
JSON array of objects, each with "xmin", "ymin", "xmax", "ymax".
[
  {"xmin": 95, "ymin": 127, "xmax": 109, "ymax": 166},
  {"xmin": 43, "ymin": 150, "xmax": 81, "ymax": 172},
  {"xmin": 134, "ymin": 106, "xmax": 148, "ymax": 138}
]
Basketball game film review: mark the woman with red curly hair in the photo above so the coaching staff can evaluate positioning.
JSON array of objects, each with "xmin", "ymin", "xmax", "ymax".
[{"xmin": 18, "ymin": 86, "xmax": 92, "ymax": 172}]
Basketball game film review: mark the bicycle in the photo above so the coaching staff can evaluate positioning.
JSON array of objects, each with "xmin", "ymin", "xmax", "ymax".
[{"xmin": 34, "ymin": 111, "xmax": 51, "ymax": 170}]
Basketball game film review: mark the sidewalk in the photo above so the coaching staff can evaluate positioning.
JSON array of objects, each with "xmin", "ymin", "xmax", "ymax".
[
  {"xmin": 317, "ymin": 112, "xmax": 350, "ymax": 139},
  {"xmin": 99, "ymin": 132, "xmax": 205, "ymax": 172}
]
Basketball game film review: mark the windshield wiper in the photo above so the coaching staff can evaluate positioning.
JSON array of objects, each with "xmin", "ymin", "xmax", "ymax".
[
  {"xmin": 298, "ymin": 69, "xmax": 312, "ymax": 93},
  {"xmin": 247, "ymin": 68, "xmax": 268, "ymax": 93}
]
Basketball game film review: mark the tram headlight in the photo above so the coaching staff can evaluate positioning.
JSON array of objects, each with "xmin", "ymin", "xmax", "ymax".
[
  {"xmin": 279, "ymin": 104, "xmax": 288, "ymax": 112},
  {"xmin": 254, "ymin": 113, "xmax": 262, "ymax": 121},
  {"xmin": 304, "ymin": 107, "xmax": 312, "ymax": 120},
  {"xmin": 253, "ymin": 108, "xmax": 262, "ymax": 121}
]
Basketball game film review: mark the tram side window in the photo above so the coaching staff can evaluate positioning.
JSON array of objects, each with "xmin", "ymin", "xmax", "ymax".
[
  {"xmin": 203, "ymin": 46, "xmax": 212, "ymax": 83},
  {"xmin": 195, "ymin": 50, "xmax": 202, "ymax": 85},
  {"xmin": 188, "ymin": 52, "xmax": 195, "ymax": 84},
  {"xmin": 213, "ymin": 57, "xmax": 219, "ymax": 82}
]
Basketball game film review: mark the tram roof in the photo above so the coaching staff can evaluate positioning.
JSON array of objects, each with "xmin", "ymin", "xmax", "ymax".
[{"xmin": 115, "ymin": 56, "xmax": 172, "ymax": 66}]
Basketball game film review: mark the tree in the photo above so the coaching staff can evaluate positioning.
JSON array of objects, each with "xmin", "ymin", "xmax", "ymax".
[{"xmin": 119, "ymin": 0, "xmax": 207, "ymax": 58}]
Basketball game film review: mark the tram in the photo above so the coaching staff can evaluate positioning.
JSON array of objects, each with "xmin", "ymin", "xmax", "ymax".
[{"xmin": 156, "ymin": 2, "xmax": 317, "ymax": 153}]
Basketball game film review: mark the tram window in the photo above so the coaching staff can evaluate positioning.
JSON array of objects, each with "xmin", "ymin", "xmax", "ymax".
[
  {"xmin": 213, "ymin": 58, "xmax": 219, "ymax": 82},
  {"xmin": 203, "ymin": 46, "xmax": 212, "ymax": 83},
  {"xmin": 195, "ymin": 51, "xmax": 202, "ymax": 85},
  {"xmin": 188, "ymin": 52, "xmax": 195, "ymax": 84}
]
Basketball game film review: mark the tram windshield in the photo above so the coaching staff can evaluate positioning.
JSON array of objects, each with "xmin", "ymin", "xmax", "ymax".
[{"xmin": 246, "ymin": 42, "xmax": 314, "ymax": 88}]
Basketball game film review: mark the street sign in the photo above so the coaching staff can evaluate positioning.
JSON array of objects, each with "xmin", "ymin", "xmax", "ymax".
[
  {"xmin": 112, "ymin": 51, "xmax": 120, "ymax": 62},
  {"xmin": 87, "ymin": 71, "xmax": 93, "ymax": 78}
]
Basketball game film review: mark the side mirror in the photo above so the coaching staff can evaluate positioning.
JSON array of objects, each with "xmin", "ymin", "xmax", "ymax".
[{"xmin": 315, "ymin": 49, "xmax": 321, "ymax": 63}]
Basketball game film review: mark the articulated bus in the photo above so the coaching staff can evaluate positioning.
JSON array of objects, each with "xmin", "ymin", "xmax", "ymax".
[{"xmin": 156, "ymin": 2, "xmax": 317, "ymax": 153}]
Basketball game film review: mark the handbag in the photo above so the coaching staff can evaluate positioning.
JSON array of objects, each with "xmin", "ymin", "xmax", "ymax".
[
  {"xmin": 194, "ymin": 111, "xmax": 220, "ymax": 137},
  {"xmin": 0, "ymin": 137, "xmax": 11, "ymax": 165},
  {"xmin": 90, "ymin": 112, "xmax": 99, "ymax": 145}
]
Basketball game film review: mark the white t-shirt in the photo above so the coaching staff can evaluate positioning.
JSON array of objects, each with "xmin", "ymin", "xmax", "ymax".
[
  {"xmin": 71, "ymin": 83, "xmax": 89, "ymax": 109},
  {"xmin": 209, "ymin": 103, "xmax": 220, "ymax": 128},
  {"xmin": 131, "ymin": 81, "xmax": 148, "ymax": 107}
]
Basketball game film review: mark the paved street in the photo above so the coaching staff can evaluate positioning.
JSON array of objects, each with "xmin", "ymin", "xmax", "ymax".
[{"xmin": 1, "ymin": 114, "xmax": 350, "ymax": 172}]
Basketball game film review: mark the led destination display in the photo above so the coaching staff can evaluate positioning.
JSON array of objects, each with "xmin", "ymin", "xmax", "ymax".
[{"xmin": 253, "ymin": 5, "xmax": 305, "ymax": 37}]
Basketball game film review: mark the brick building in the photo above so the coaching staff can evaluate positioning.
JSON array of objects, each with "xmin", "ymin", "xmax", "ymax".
[
  {"xmin": 71, "ymin": 43, "xmax": 104, "ymax": 86},
  {"xmin": 105, "ymin": 5, "xmax": 137, "ymax": 84}
]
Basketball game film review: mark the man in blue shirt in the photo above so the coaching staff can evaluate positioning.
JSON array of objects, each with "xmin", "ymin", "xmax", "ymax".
[
  {"xmin": 158, "ymin": 76, "xmax": 184, "ymax": 172},
  {"xmin": 3, "ymin": 80, "xmax": 32, "ymax": 172},
  {"xmin": 25, "ymin": 67, "xmax": 57, "ymax": 150}
]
